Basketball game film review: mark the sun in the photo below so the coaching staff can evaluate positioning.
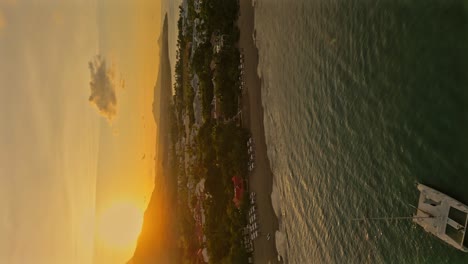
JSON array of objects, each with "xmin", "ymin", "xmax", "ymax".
[{"xmin": 97, "ymin": 202, "xmax": 144, "ymax": 249}]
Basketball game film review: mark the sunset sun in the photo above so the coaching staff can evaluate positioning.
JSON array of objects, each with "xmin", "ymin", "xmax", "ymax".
[{"xmin": 97, "ymin": 202, "xmax": 144, "ymax": 249}]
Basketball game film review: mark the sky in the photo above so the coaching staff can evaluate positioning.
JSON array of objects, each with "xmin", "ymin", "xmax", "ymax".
[{"xmin": 0, "ymin": 0, "xmax": 162, "ymax": 263}]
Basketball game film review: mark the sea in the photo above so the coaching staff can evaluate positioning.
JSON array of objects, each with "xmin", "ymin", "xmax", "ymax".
[{"xmin": 254, "ymin": 0, "xmax": 468, "ymax": 263}]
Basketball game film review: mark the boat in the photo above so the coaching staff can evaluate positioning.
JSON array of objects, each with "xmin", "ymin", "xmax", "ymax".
[{"xmin": 414, "ymin": 184, "xmax": 468, "ymax": 252}]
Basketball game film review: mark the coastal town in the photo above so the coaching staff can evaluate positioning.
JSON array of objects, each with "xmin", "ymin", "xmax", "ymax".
[{"xmin": 166, "ymin": 0, "xmax": 280, "ymax": 263}]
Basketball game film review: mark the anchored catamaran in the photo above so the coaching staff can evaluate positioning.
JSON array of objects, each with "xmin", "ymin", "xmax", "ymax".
[
  {"xmin": 414, "ymin": 184, "xmax": 468, "ymax": 252},
  {"xmin": 353, "ymin": 184, "xmax": 468, "ymax": 252}
]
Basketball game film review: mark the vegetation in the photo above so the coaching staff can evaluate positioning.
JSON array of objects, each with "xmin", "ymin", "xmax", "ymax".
[
  {"xmin": 214, "ymin": 46, "xmax": 242, "ymax": 118},
  {"xmin": 169, "ymin": 0, "xmax": 253, "ymax": 263},
  {"xmin": 203, "ymin": 123, "xmax": 250, "ymax": 263}
]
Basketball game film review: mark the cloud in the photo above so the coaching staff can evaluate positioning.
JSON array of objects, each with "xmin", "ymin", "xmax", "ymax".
[{"xmin": 88, "ymin": 55, "xmax": 118, "ymax": 120}]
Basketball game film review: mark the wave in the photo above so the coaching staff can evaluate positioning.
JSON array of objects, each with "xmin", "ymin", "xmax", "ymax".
[
  {"xmin": 275, "ymin": 230, "xmax": 287, "ymax": 262},
  {"xmin": 271, "ymin": 182, "xmax": 282, "ymax": 219}
]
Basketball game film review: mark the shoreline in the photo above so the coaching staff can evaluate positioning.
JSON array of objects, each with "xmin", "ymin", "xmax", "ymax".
[{"xmin": 239, "ymin": 0, "xmax": 282, "ymax": 263}]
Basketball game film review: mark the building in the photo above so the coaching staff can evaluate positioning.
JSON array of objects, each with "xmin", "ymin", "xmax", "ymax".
[
  {"xmin": 194, "ymin": 0, "xmax": 203, "ymax": 13},
  {"xmin": 231, "ymin": 175, "xmax": 244, "ymax": 208}
]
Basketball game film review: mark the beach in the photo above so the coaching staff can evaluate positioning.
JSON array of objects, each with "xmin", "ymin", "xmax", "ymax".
[{"xmin": 239, "ymin": 0, "xmax": 282, "ymax": 263}]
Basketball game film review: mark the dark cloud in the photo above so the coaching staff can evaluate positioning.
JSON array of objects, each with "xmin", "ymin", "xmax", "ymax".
[{"xmin": 88, "ymin": 55, "xmax": 117, "ymax": 119}]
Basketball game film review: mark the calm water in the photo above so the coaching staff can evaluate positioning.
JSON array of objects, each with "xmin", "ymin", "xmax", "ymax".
[{"xmin": 255, "ymin": 0, "xmax": 468, "ymax": 263}]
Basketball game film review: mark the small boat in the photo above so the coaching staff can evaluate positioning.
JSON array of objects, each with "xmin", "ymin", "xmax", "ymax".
[{"xmin": 414, "ymin": 184, "xmax": 468, "ymax": 252}]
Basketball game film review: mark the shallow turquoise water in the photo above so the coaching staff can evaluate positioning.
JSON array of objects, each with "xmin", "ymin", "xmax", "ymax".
[{"xmin": 255, "ymin": 0, "xmax": 468, "ymax": 263}]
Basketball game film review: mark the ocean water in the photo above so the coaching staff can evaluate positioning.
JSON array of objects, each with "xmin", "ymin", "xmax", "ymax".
[{"xmin": 255, "ymin": 0, "xmax": 468, "ymax": 263}]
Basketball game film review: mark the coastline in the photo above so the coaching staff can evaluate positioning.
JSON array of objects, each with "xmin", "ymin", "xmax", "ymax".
[{"xmin": 239, "ymin": 1, "xmax": 282, "ymax": 263}]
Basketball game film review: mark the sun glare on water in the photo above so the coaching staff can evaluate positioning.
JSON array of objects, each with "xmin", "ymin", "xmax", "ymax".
[{"xmin": 97, "ymin": 202, "xmax": 144, "ymax": 249}]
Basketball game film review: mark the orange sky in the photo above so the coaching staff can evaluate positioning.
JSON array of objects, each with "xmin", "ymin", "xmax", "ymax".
[
  {"xmin": 0, "ymin": 0, "xmax": 163, "ymax": 263},
  {"xmin": 93, "ymin": 0, "xmax": 162, "ymax": 263}
]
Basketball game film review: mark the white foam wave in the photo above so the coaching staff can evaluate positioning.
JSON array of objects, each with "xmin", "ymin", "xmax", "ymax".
[
  {"xmin": 271, "ymin": 183, "xmax": 282, "ymax": 218},
  {"xmin": 275, "ymin": 230, "xmax": 287, "ymax": 262}
]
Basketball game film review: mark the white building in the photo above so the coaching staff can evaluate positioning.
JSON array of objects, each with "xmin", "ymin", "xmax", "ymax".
[{"xmin": 194, "ymin": 0, "xmax": 203, "ymax": 13}]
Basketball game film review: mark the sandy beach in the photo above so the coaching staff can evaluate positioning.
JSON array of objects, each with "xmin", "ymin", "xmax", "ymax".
[{"xmin": 239, "ymin": 1, "xmax": 282, "ymax": 263}]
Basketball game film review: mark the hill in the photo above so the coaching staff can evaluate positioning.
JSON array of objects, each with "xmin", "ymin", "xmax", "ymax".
[{"xmin": 130, "ymin": 14, "xmax": 180, "ymax": 264}]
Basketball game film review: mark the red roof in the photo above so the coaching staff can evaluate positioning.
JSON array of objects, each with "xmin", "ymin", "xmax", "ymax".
[
  {"xmin": 231, "ymin": 176, "xmax": 244, "ymax": 208},
  {"xmin": 195, "ymin": 222, "xmax": 203, "ymax": 244}
]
